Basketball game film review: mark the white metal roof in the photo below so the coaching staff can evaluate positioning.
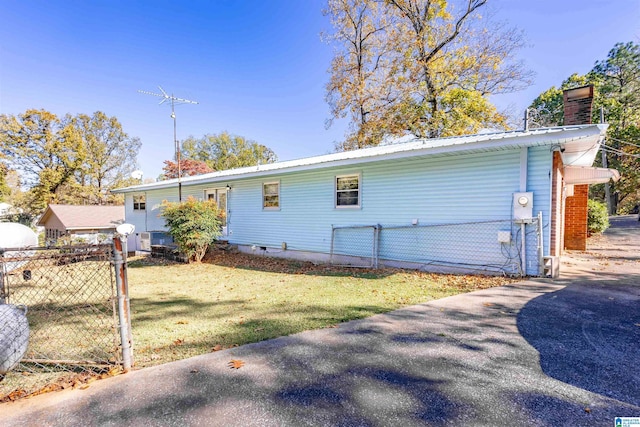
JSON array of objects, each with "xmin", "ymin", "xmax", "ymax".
[{"xmin": 113, "ymin": 124, "xmax": 608, "ymax": 193}]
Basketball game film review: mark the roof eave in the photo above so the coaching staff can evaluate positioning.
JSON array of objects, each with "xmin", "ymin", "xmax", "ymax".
[{"xmin": 113, "ymin": 124, "xmax": 608, "ymax": 194}]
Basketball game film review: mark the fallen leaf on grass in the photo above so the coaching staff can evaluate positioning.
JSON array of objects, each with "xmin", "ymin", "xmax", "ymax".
[
  {"xmin": 228, "ymin": 359, "xmax": 245, "ymax": 369},
  {"xmin": 176, "ymin": 320, "xmax": 189, "ymax": 325},
  {"xmin": 2, "ymin": 389, "xmax": 28, "ymax": 402},
  {"xmin": 173, "ymin": 339, "xmax": 184, "ymax": 346},
  {"xmin": 212, "ymin": 344, "xmax": 223, "ymax": 351},
  {"xmin": 98, "ymin": 367, "xmax": 122, "ymax": 379}
]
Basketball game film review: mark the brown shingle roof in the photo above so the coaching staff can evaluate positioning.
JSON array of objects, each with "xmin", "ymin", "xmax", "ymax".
[{"xmin": 37, "ymin": 204, "xmax": 125, "ymax": 230}]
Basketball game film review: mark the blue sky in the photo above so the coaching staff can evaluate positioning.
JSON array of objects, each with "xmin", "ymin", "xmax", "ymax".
[{"xmin": 1, "ymin": 1, "xmax": 639, "ymax": 180}]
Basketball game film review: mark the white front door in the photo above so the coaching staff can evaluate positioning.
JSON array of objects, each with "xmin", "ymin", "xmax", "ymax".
[{"xmin": 205, "ymin": 188, "xmax": 228, "ymax": 237}]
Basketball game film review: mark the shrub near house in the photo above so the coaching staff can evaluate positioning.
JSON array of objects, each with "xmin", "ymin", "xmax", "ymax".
[
  {"xmin": 161, "ymin": 197, "xmax": 222, "ymax": 262},
  {"xmin": 587, "ymin": 199, "xmax": 610, "ymax": 235}
]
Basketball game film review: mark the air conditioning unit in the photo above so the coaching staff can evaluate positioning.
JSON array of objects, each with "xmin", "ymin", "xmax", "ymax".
[{"xmin": 139, "ymin": 232, "xmax": 151, "ymax": 251}]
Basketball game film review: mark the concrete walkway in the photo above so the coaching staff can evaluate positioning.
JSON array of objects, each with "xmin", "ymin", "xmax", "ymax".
[{"xmin": 3, "ymin": 217, "xmax": 639, "ymax": 426}]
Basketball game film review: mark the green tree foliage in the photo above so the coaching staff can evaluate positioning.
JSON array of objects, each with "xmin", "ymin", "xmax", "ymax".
[
  {"xmin": 70, "ymin": 112, "xmax": 142, "ymax": 204},
  {"xmin": 161, "ymin": 197, "xmax": 222, "ymax": 263},
  {"xmin": 587, "ymin": 199, "xmax": 609, "ymax": 235},
  {"xmin": 0, "ymin": 109, "xmax": 141, "ymax": 215},
  {"xmin": 592, "ymin": 42, "xmax": 640, "ymax": 130},
  {"xmin": 0, "ymin": 109, "xmax": 86, "ymax": 213},
  {"xmin": 325, "ymin": 0, "xmax": 532, "ymax": 150},
  {"xmin": 180, "ymin": 132, "xmax": 277, "ymax": 171},
  {"xmin": 528, "ymin": 42, "xmax": 640, "ymax": 213},
  {"xmin": 0, "ymin": 163, "xmax": 11, "ymax": 202}
]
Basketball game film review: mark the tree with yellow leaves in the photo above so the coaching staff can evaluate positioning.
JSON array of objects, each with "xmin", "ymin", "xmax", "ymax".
[{"xmin": 325, "ymin": 0, "xmax": 532, "ymax": 149}]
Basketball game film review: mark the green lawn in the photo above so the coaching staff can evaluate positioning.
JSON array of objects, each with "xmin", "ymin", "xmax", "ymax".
[{"xmin": 128, "ymin": 250, "xmax": 515, "ymax": 368}]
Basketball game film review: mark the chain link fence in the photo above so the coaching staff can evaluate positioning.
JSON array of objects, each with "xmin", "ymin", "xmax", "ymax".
[
  {"xmin": 0, "ymin": 243, "xmax": 132, "ymax": 401},
  {"xmin": 330, "ymin": 225, "xmax": 379, "ymax": 268},
  {"xmin": 331, "ymin": 218, "xmax": 543, "ymax": 276}
]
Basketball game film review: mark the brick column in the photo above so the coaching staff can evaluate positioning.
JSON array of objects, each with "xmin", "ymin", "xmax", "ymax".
[
  {"xmin": 564, "ymin": 184, "xmax": 589, "ymax": 250},
  {"xmin": 562, "ymin": 85, "xmax": 593, "ymax": 251}
]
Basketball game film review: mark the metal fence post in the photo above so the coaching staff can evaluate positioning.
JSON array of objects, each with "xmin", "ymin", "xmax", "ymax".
[
  {"xmin": 0, "ymin": 249, "xmax": 7, "ymax": 304},
  {"xmin": 373, "ymin": 225, "xmax": 380, "ymax": 269},
  {"xmin": 113, "ymin": 237, "xmax": 133, "ymax": 371}
]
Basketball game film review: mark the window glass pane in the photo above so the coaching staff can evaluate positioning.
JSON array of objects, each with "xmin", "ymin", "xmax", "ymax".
[
  {"xmin": 336, "ymin": 175, "xmax": 359, "ymax": 207},
  {"xmin": 264, "ymin": 183, "xmax": 278, "ymax": 195},
  {"xmin": 263, "ymin": 183, "xmax": 279, "ymax": 208},
  {"xmin": 264, "ymin": 195, "xmax": 279, "ymax": 208},
  {"xmin": 336, "ymin": 176, "xmax": 358, "ymax": 190},
  {"xmin": 337, "ymin": 191, "xmax": 359, "ymax": 206}
]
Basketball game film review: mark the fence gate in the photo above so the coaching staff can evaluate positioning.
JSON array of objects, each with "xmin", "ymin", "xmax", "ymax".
[
  {"xmin": 330, "ymin": 225, "xmax": 379, "ymax": 268},
  {"xmin": 0, "ymin": 242, "xmax": 131, "ymax": 401}
]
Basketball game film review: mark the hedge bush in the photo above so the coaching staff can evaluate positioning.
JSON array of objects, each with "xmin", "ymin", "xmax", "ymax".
[
  {"xmin": 161, "ymin": 196, "xmax": 223, "ymax": 262},
  {"xmin": 587, "ymin": 199, "xmax": 609, "ymax": 235}
]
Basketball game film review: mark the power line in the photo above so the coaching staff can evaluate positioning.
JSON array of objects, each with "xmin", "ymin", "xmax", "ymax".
[
  {"xmin": 602, "ymin": 146, "xmax": 640, "ymax": 158},
  {"xmin": 607, "ymin": 136, "xmax": 640, "ymax": 149}
]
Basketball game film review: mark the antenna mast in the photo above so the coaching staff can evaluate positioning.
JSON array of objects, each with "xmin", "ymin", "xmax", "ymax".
[{"xmin": 138, "ymin": 86, "xmax": 199, "ymax": 201}]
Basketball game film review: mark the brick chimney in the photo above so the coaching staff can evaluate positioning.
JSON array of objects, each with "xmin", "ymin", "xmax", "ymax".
[
  {"xmin": 563, "ymin": 85, "xmax": 594, "ymax": 125},
  {"xmin": 563, "ymin": 85, "xmax": 594, "ymax": 251}
]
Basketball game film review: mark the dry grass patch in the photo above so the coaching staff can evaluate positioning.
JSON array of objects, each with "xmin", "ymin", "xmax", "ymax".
[{"xmin": 128, "ymin": 250, "xmax": 515, "ymax": 368}]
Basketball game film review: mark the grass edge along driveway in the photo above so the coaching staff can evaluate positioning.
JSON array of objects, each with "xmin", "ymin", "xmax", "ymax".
[{"xmin": 128, "ymin": 251, "xmax": 515, "ymax": 368}]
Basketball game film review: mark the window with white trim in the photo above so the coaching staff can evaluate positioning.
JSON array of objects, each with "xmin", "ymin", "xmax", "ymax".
[
  {"xmin": 335, "ymin": 174, "xmax": 360, "ymax": 208},
  {"xmin": 133, "ymin": 194, "xmax": 146, "ymax": 211},
  {"xmin": 263, "ymin": 182, "xmax": 280, "ymax": 209}
]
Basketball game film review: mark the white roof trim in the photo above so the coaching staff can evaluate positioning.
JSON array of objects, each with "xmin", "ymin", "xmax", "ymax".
[
  {"xmin": 113, "ymin": 124, "xmax": 608, "ymax": 193},
  {"xmin": 564, "ymin": 166, "xmax": 621, "ymax": 185}
]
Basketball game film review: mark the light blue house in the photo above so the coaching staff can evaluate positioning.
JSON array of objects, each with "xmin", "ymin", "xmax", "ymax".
[{"xmin": 113, "ymin": 124, "xmax": 617, "ymax": 276}]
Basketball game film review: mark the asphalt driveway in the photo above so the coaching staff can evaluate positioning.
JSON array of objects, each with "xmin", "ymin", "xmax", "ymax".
[{"xmin": 3, "ymin": 216, "xmax": 639, "ymax": 426}]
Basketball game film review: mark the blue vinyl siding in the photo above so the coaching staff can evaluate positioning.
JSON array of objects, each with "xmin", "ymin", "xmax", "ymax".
[
  {"xmin": 526, "ymin": 146, "xmax": 553, "ymax": 254},
  {"xmin": 134, "ymin": 146, "xmax": 553, "ymax": 275},
  {"xmin": 228, "ymin": 149, "xmax": 546, "ymax": 254}
]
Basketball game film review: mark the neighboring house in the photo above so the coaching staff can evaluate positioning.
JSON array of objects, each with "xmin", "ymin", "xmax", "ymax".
[
  {"xmin": 113, "ymin": 120, "xmax": 618, "ymax": 276},
  {"xmin": 37, "ymin": 204, "xmax": 125, "ymax": 244}
]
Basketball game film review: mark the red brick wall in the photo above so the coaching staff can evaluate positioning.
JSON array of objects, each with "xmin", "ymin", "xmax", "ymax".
[
  {"xmin": 563, "ymin": 95, "xmax": 594, "ymax": 126},
  {"xmin": 564, "ymin": 184, "xmax": 589, "ymax": 251}
]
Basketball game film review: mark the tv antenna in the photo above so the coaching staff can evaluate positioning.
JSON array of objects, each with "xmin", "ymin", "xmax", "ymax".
[{"xmin": 138, "ymin": 86, "xmax": 199, "ymax": 201}]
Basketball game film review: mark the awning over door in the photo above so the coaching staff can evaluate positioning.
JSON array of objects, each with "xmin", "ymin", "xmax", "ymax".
[{"xmin": 564, "ymin": 166, "xmax": 620, "ymax": 185}]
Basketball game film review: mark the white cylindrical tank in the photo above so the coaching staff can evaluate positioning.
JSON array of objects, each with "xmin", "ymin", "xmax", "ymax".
[
  {"xmin": 0, "ymin": 223, "xmax": 38, "ymax": 273},
  {"xmin": 0, "ymin": 304, "xmax": 29, "ymax": 376}
]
